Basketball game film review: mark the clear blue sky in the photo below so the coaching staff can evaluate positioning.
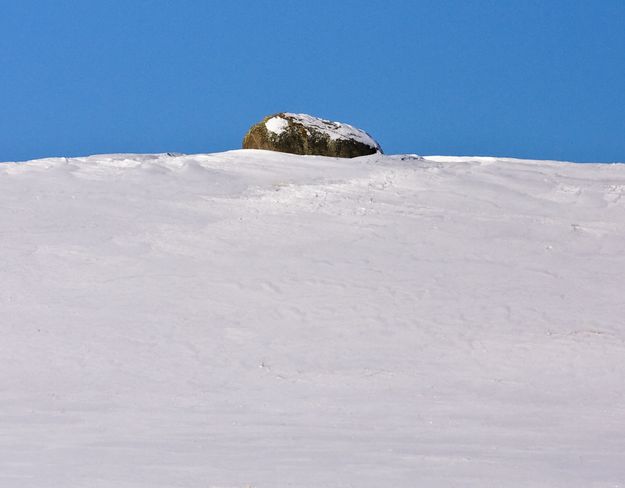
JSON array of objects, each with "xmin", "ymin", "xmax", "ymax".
[{"xmin": 1, "ymin": 0, "xmax": 624, "ymax": 163}]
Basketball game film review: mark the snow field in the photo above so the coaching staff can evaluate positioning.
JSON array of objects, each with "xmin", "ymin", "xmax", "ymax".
[{"xmin": 1, "ymin": 150, "xmax": 625, "ymax": 487}]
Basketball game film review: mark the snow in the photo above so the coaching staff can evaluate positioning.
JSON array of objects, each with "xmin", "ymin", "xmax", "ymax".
[
  {"xmin": 264, "ymin": 116, "xmax": 290, "ymax": 135},
  {"xmin": 1, "ymin": 149, "xmax": 625, "ymax": 487},
  {"xmin": 271, "ymin": 113, "xmax": 381, "ymax": 149}
]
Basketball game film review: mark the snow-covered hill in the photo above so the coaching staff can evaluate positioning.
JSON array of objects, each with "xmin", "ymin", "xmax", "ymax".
[{"xmin": 1, "ymin": 150, "xmax": 625, "ymax": 487}]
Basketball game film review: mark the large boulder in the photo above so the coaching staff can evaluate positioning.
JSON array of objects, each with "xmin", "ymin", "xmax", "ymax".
[{"xmin": 242, "ymin": 113, "xmax": 382, "ymax": 158}]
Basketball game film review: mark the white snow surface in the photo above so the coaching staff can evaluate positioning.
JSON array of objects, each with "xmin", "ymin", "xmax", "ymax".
[
  {"xmin": 270, "ymin": 113, "xmax": 381, "ymax": 149},
  {"xmin": 264, "ymin": 116, "xmax": 290, "ymax": 135},
  {"xmin": 2, "ymin": 149, "xmax": 625, "ymax": 487}
]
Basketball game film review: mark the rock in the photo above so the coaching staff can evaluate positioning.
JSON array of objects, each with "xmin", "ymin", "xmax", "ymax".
[{"xmin": 242, "ymin": 113, "xmax": 382, "ymax": 158}]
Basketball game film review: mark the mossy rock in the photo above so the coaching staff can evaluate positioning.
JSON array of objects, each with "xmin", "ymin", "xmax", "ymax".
[{"xmin": 242, "ymin": 113, "xmax": 382, "ymax": 158}]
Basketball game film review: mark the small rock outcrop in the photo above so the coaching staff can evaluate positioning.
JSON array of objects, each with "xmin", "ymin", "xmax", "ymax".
[{"xmin": 242, "ymin": 113, "xmax": 382, "ymax": 158}]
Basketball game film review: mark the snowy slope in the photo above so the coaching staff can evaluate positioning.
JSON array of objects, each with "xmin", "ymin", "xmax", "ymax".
[{"xmin": 1, "ymin": 150, "xmax": 625, "ymax": 488}]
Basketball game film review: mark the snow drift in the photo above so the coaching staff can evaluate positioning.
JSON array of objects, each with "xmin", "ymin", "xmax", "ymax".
[{"xmin": 1, "ymin": 150, "xmax": 625, "ymax": 487}]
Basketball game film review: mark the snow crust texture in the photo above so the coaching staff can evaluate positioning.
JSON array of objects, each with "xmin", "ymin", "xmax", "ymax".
[{"xmin": 2, "ymin": 150, "xmax": 625, "ymax": 487}]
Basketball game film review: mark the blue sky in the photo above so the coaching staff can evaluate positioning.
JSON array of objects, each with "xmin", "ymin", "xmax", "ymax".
[{"xmin": 1, "ymin": 0, "xmax": 624, "ymax": 163}]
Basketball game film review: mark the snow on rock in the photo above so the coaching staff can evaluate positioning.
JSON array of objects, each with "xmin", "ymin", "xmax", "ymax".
[
  {"xmin": 1, "ymin": 150, "xmax": 625, "ymax": 487},
  {"xmin": 243, "ymin": 112, "xmax": 382, "ymax": 158},
  {"xmin": 280, "ymin": 112, "xmax": 379, "ymax": 147},
  {"xmin": 264, "ymin": 115, "xmax": 290, "ymax": 135}
]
